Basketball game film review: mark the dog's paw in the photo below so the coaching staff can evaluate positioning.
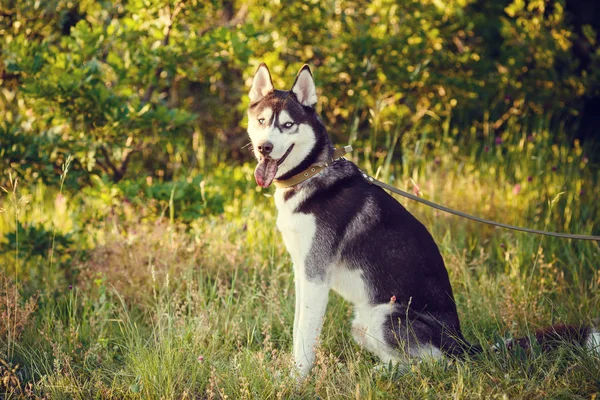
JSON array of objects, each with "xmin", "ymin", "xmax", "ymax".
[
  {"xmin": 292, "ymin": 360, "xmax": 313, "ymax": 380},
  {"xmin": 371, "ymin": 360, "xmax": 411, "ymax": 378},
  {"xmin": 288, "ymin": 368, "xmax": 309, "ymax": 390}
]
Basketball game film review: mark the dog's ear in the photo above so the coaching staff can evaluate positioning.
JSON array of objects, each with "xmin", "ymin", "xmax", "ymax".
[
  {"xmin": 291, "ymin": 65, "xmax": 317, "ymax": 107},
  {"xmin": 249, "ymin": 63, "xmax": 274, "ymax": 103}
]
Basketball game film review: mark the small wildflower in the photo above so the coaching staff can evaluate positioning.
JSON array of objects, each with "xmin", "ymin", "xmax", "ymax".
[
  {"xmin": 500, "ymin": 243, "xmax": 505, "ymax": 248},
  {"xmin": 495, "ymin": 136, "xmax": 503, "ymax": 145},
  {"xmin": 68, "ymin": 285, "xmax": 73, "ymax": 290},
  {"xmin": 198, "ymin": 355, "xmax": 204, "ymax": 362},
  {"xmin": 512, "ymin": 184, "xmax": 521, "ymax": 195},
  {"xmin": 579, "ymin": 189, "xmax": 584, "ymax": 196},
  {"xmin": 527, "ymin": 176, "xmax": 532, "ymax": 182},
  {"xmin": 390, "ymin": 295, "xmax": 397, "ymax": 304},
  {"xmin": 55, "ymin": 193, "xmax": 67, "ymax": 214},
  {"xmin": 484, "ymin": 146, "xmax": 489, "ymax": 153},
  {"xmin": 412, "ymin": 184, "xmax": 421, "ymax": 196},
  {"xmin": 551, "ymin": 166, "xmax": 557, "ymax": 172}
]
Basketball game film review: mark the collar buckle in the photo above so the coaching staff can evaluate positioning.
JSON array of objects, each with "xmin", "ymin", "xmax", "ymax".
[{"xmin": 273, "ymin": 145, "xmax": 353, "ymax": 189}]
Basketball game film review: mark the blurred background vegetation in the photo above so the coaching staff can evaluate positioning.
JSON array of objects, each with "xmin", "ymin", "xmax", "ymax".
[
  {"xmin": 1, "ymin": 0, "xmax": 599, "ymax": 188},
  {"xmin": 1, "ymin": 0, "xmax": 600, "ymax": 397}
]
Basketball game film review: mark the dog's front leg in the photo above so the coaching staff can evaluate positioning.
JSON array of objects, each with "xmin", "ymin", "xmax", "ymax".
[
  {"xmin": 293, "ymin": 273, "xmax": 301, "ymax": 348},
  {"xmin": 293, "ymin": 272, "xmax": 330, "ymax": 378}
]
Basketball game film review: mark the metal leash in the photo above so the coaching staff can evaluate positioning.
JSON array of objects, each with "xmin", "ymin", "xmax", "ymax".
[{"xmin": 362, "ymin": 173, "xmax": 600, "ymax": 242}]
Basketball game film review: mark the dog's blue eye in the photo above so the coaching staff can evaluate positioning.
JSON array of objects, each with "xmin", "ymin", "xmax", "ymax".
[
  {"xmin": 284, "ymin": 122, "xmax": 294, "ymax": 128},
  {"xmin": 258, "ymin": 118, "xmax": 265, "ymax": 125}
]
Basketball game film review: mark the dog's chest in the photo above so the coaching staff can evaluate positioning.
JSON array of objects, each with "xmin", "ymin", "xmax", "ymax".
[{"xmin": 274, "ymin": 190, "xmax": 316, "ymax": 266}]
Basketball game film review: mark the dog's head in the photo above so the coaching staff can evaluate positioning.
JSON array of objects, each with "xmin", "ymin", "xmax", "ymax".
[{"xmin": 247, "ymin": 63, "xmax": 326, "ymax": 188}]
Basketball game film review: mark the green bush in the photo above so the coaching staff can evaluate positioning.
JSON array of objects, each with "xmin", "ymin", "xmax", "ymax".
[
  {"xmin": 1, "ymin": 0, "xmax": 599, "ymax": 188},
  {"xmin": 0, "ymin": 221, "xmax": 73, "ymax": 260}
]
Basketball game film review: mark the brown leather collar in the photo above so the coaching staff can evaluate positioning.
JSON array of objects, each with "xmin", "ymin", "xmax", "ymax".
[{"xmin": 273, "ymin": 146, "xmax": 353, "ymax": 189}]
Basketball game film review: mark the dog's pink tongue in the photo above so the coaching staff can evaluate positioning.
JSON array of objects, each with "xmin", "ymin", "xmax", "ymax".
[{"xmin": 254, "ymin": 158, "xmax": 278, "ymax": 188}]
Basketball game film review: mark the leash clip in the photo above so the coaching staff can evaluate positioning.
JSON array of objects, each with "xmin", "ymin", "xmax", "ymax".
[{"xmin": 332, "ymin": 145, "xmax": 353, "ymax": 162}]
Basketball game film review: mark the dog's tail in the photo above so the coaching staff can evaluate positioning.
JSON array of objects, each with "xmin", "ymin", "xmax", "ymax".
[
  {"xmin": 446, "ymin": 324, "xmax": 600, "ymax": 358},
  {"xmin": 493, "ymin": 323, "xmax": 600, "ymax": 354}
]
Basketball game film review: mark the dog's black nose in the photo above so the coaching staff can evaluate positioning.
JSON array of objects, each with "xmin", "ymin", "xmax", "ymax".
[{"xmin": 258, "ymin": 141, "xmax": 273, "ymax": 156}]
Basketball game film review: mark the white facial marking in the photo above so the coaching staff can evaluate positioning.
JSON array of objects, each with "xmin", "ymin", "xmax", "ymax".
[
  {"xmin": 275, "ymin": 123, "xmax": 316, "ymax": 178},
  {"xmin": 259, "ymin": 108, "xmax": 273, "ymax": 125},
  {"xmin": 278, "ymin": 111, "xmax": 295, "ymax": 130},
  {"xmin": 278, "ymin": 110, "xmax": 292, "ymax": 126},
  {"xmin": 247, "ymin": 107, "xmax": 274, "ymax": 159}
]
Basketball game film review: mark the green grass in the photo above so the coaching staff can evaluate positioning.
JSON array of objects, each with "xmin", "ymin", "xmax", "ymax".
[{"xmin": 1, "ymin": 125, "xmax": 600, "ymax": 399}]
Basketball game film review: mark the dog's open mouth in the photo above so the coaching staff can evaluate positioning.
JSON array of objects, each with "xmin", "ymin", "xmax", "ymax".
[{"xmin": 254, "ymin": 144, "xmax": 295, "ymax": 188}]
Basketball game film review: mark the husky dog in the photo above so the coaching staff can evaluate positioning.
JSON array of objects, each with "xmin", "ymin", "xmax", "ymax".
[{"xmin": 246, "ymin": 63, "xmax": 600, "ymax": 378}]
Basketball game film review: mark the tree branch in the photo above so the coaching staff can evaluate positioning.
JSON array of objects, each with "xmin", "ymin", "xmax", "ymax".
[
  {"xmin": 98, "ymin": 144, "xmax": 142, "ymax": 183},
  {"xmin": 198, "ymin": 4, "xmax": 249, "ymax": 37},
  {"xmin": 95, "ymin": 158, "xmax": 110, "ymax": 174},
  {"xmin": 99, "ymin": 145, "xmax": 119, "ymax": 177},
  {"xmin": 116, "ymin": 147, "xmax": 140, "ymax": 181},
  {"xmin": 141, "ymin": 1, "xmax": 184, "ymax": 104}
]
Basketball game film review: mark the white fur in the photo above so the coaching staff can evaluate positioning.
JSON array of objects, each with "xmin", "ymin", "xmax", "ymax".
[
  {"xmin": 274, "ymin": 189, "xmax": 316, "ymax": 267},
  {"xmin": 331, "ymin": 267, "xmax": 371, "ymax": 307},
  {"xmin": 293, "ymin": 279, "xmax": 330, "ymax": 376},
  {"xmin": 275, "ymin": 187, "xmax": 330, "ymax": 377},
  {"xmin": 491, "ymin": 338, "xmax": 512, "ymax": 352},
  {"xmin": 247, "ymin": 106, "xmax": 273, "ymax": 159},
  {"xmin": 275, "ymin": 123, "xmax": 316, "ymax": 178},
  {"xmin": 353, "ymin": 303, "xmax": 400, "ymax": 363},
  {"xmin": 330, "ymin": 268, "xmax": 393, "ymax": 360},
  {"xmin": 586, "ymin": 327, "xmax": 600, "ymax": 354},
  {"xmin": 413, "ymin": 344, "xmax": 444, "ymax": 360},
  {"xmin": 278, "ymin": 110, "xmax": 293, "ymax": 125},
  {"xmin": 354, "ymin": 301, "xmax": 444, "ymax": 366}
]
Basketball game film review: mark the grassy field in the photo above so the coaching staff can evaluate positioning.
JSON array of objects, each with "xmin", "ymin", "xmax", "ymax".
[{"xmin": 1, "ymin": 125, "xmax": 600, "ymax": 399}]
